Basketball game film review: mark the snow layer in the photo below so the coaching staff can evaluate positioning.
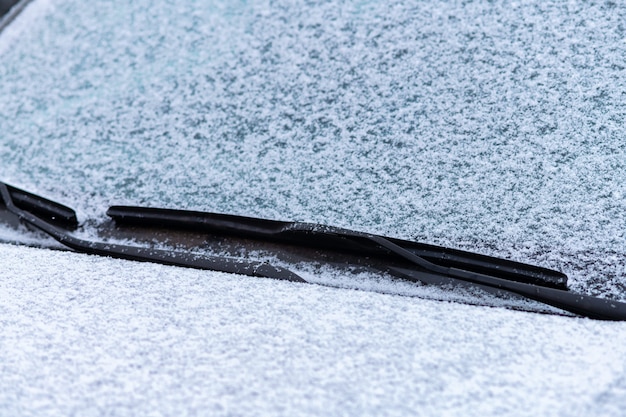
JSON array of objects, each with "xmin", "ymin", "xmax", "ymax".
[
  {"xmin": 1, "ymin": 0, "xmax": 626, "ymax": 415},
  {"xmin": 1, "ymin": 243, "xmax": 626, "ymax": 417}
]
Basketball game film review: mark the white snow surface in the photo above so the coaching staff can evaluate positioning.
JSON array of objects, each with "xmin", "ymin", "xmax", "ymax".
[
  {"xmin": 1, "ymin": 243, "xmax": 626, "ymax": 417},
  {"xmin": 1, "ymin": 0, "xmax": 626, "ymax": 415}
]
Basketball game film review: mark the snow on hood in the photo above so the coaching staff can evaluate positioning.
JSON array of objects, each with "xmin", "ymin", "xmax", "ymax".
[{"xmin": 1, "ymin": 243, "xmax": 626, "ymax": 416}]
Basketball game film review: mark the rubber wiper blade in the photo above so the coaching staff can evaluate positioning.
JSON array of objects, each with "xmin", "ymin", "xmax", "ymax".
[
  {"xmin": 105, "ymin": 206, "xmax": 626, "ymax": 320},
  {"xmin": 0, "ymin": 183, "xmax": 304, "ymax": 282},
  {"xmin": 104, "ymin": 206, "xmax": 626, "ymax": 320},
  {"xmin": 3, "ymin": 183, "xmax": 78, "ymax": 229},
  {"xmin": 107, "ymin": 206, "xmax": 568, "ymax": 290}
]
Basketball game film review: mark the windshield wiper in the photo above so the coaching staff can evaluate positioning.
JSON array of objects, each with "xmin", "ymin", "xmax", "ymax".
[
  {"xmin": 0, "ymin": 183, "xmax": 303, "ymax": 281},
  {"xmin": 2, "ymin": 181, "xmax": 626, "ymax": 320}
]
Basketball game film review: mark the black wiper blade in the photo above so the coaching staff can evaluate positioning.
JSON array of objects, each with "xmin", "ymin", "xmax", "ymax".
[
  {"xmin": 3, "ymin": 183, "xmax": 78, "ymax": 229},
  {"xmin": 0, "ymin": 183, "xmax": 304, "ymax": 282},
  {"xmin": 107, "ymin": 206, "xmax": 568, "ymax": 290},
  {"xmin": 106, "ymin": 206, "xmax": 626, "ymax": 320},
  {"xmin": 2, "ymin": 181, "xmax": 626, "ymax": 320}
]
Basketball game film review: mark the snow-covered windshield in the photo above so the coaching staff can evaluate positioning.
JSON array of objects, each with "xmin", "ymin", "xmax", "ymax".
[{"xmin": 2, "ymin": 1, "xmax": 623, "ymax": 276}]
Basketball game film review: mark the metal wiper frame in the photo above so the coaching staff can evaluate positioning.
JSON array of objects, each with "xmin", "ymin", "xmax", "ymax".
[{"xmin": 2, "ymin": 181, "xmax": 626, "ymax": 320}]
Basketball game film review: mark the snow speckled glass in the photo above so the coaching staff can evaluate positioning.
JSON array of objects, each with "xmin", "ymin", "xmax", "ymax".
[{"xmin": 0, "ymin": 0, "xmax": 625, "ymax": 294}]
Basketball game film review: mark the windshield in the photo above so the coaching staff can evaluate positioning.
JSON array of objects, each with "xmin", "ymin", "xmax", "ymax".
[{"xmin": 2, "ymin": 1, "xmax": 625, "ymax": 296}]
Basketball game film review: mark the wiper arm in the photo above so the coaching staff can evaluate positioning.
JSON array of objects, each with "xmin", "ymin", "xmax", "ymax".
[
  {"xmin": 2, "ymin": 181, "xmax": 626, "ymax": 320},
  {"xmin": 371, "ymin": 238, "xmax": 626, "ymax": 321}
]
